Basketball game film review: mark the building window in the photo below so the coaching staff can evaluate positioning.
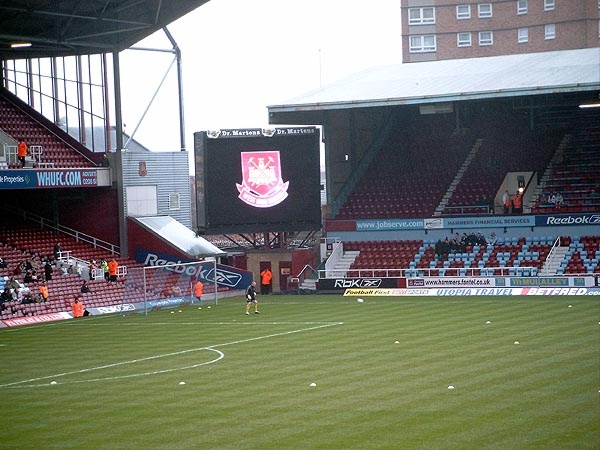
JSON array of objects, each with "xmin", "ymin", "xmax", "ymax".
[
  {"xmin": 479, "ymin": 31, "xmax": 493, "ymax": 46},
  {"xmin": 517, "ymin": 0, "xmax": 528, "ymax": 14},
  {"xmin": 544, "ymin": 0, "xmax": 555, "ymax": 11},
  {"xmin": 456, "ymin": 4, "xmax": 471, "ymax": 19},
  {"xmin": 518, "ymin": 28, "xmax": 529, "ymax": 43},
  {"xmin": 545, "ymin": 23, "xmax": 556, "ymax": 39},
  {"xmin": 409, "ymin": 7, "xmax": 435, "ymax": 25},
  {"xmin": 457, "ymin": 32, "xmax": 472, "ymax": 47},
  {"xmin": 410, "ymin": 35, "xmax": 436, "ymax": 53},
  {"xmin": 478, "ymin": 3, "xmax": 493, "ymax": 18},
  {"xmin": 168, "ymin": 193, "xmax": 181, "ymax": 210}
]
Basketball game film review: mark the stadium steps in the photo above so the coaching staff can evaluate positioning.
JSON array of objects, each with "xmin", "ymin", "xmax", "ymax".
[
  {"xmin": 434, "ymin": 138, "xmax": 484, "ymax": 216},
  {"xmin": 325, "ymin": 250, "xmax": 360, "ymax": 278},
  {"xmin": 539, "ymin": 246, "xmax": 568, "ymax": 276},
  {"xmin": 528, "ymin": 134, "xmax": 571, "ymax": 208},
  {"xmin": 299, "ymin": 278, "xmax": 317, "ymax": 292}
]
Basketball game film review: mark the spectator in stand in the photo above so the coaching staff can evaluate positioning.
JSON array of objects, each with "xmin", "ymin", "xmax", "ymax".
[
  {"xmin": 260, "ymin": 267, "xmax": 273, "ymax": 295},
  {"xmin": 44, "ymin": 260, "xmax": 53, "ymax": 281},
  {"xmin": 80, "ymin": 280, "xmax": 91, "ymax": 294},
  {"xmin": 7, "ymin": 276, "xmax": 20, "ymax": 291},
  {"xmin": 17, "ymin": 138, "xmax": 28, "ymax": 168},
  {"xmin": 88, "ymin": 260, "xmax": 97, "ymax": 280},
  {"xmin": 171, "ymin": 285, "xmax": 182, "ymax": 297},
  {"xmin": 101, "ymin": 153, "xmax": 110, "ymax": 167},
  {"xmin": 1, "ymin": 286, "xmax": 12, "ymax": 304},
  {"xmin": 12, "ymin": 286, "xmax": 24, "ymax": 302},
  {"xmin": 443, "ymin": 237, "xmax": 450, "ymax": 256},
  {"xmin": 24, "ymin": 270, "xmax": 34, "ymax": 283},
  {"xmin": 72, "ymin": 297, "xmax": 86, "ymax": 318},
  {"xmin": 13, "ymin": 261, "xmax": 24, "ymax": 276},
  {"xmin": 434, "ymin": 239, "xmax": 445, "ymax": 258},
  {"xmin": 554, "ymin": 192, "xmax": 564, "ymax": 209},
  {"xmin": 502, "ymin": 190, "xmax": 511, "ymax": 214},
  {"xmin": 53, "ymin": 242, "xmax": 62, "ymax": 260},
  {"xmin": 486, "ymin": 232, "xmax": 498, "ymax": 245},
  {"xmin": 100, "ymin": 259, "xmax": 109, "ymax": 281},
  {"xmin": 0, "ymin": 256, "xmax": 7, "ymax": 269},
  {"xmin": 513, "ymin": 192, "xmax": 523, "ymax": 214},
  {"xmin": 39, "ymin": 282, "xmax": 49, "ymax": 302},
  {"xmin": 108, "ymin": 258, "xmax": 118, "ymax": 282}
]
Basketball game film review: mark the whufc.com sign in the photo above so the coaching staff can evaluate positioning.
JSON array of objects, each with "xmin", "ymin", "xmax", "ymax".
[{"xmin": 0, "ymin": 169, "xmax": 98, "ymax": 189}]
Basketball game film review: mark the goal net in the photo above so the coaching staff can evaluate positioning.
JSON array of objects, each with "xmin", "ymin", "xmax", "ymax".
[{"xmin": 123, "ymin": 261, "xmax": 216, "ymax": 315}]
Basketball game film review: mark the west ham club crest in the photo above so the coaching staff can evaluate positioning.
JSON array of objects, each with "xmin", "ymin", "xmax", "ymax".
[{"xmin": 236, "ymin": 151, "xmax": 289, "ymax": 208}]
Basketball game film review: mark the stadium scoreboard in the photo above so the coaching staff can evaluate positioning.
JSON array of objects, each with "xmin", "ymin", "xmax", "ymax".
[{"xmin": 194, "ymin": 127, "xmax": 321, "ymax": 234}]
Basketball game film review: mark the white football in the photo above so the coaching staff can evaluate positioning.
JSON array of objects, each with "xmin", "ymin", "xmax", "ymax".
[{"xmin": 357, "ymin": 298, "xmax": 364, "ymax": 303}]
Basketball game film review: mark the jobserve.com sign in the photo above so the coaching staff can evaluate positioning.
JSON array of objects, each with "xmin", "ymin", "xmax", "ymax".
[{"xmin": 0, "ymin": 170, "xmax": 98, "ymax": 189}]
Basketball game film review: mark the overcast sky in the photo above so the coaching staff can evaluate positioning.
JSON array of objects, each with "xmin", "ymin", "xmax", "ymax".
[{"xmin": 118, "ymin": 0, "xmax": 403, "ymax": 157}]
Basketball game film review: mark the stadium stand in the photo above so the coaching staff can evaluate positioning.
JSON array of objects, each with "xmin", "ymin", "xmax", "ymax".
[
  {"xmin": 441, "ymin": 116, "xmax": 561, "ymax": 215},
  {"xmin": 338, "ymin": 235, "xmax": 599, "ymax": 279},
  {"xmin": 0, "ymin": 93, "xmax": 94, "ymax": 169},
  {"xmin": 336, "ymin": 115, "xmax": 473, "ymax": 220},
  {"xmin": 530, "ymin": 117, "xmax": 600, "ymax": 214},
  {"xmin": 334, "ymin": 106, "xmax": 599, "ymax": 221}
]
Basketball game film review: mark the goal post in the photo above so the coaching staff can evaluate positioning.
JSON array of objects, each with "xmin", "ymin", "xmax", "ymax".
[{"xmin": 123, "ymin": 260, "xmax": 218, "ymax": 315}]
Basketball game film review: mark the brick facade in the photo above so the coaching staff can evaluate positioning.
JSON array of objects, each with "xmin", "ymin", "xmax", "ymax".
[{"xmin": 401, "ymin": 0, "xmax": 599, "ymax": 62}]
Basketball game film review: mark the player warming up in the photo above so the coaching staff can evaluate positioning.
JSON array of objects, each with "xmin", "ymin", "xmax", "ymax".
[{"xmin": 245, "ymin": 281, "xmax": 259, "ymax": 315}]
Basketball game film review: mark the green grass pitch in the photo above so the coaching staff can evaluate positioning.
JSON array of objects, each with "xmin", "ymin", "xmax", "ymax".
[{"xmin": 0, "ymin": 295, "xmax": 598, "ymax": 449}]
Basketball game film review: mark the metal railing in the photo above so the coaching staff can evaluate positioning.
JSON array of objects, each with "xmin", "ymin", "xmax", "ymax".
[
  {"xmin": 3, "ymin": 205, "xmax": 120, "ymax": 255},
  {"xmin": 318, "ymin": 266, "xmax": 598, "ymax": 278}
]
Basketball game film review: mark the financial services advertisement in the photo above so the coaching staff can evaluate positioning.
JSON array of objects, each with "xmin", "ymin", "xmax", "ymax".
[{"xmin": 0, "ymin": 169, "xmax": 98, "ymax": 189}]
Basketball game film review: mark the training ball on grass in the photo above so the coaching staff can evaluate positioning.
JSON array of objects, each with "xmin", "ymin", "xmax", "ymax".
[
  {"xmin": 50, "ymin": 381, "xmax": 57, "ymax": 385},
  {"xmin": 178, "ymin": 381, "xmax": 186, "ymax": 385},
  {"xmin": 357, "ymin": 298, "xmax": 364, "ymax": 303},
  {"xmin": 309, "ymin": 382, "xmax": 317, "ymax": 387},
  {"xmin": 178, "ymin": 310, "xmax": 182, "ymax": 313},
  {"xmin": 447, "ymin": 385, "xmax": 455, "ymax": 390},
  {"xmin": 170, "ymin": 311, "xmax": 175, "ymax": 314},
  {"xmin": 514, "ymin": 341, "xmax": 520, "ymax": 345},
  {"xmin": 485, "ymin": 320, "xmax": 491, "ymax": 324},
  {"xmin": 207, "ymin": 306, "xmax": 211, "ymax": 309},
  {"xmin": 568, "ymin": 305, "xmax": 572, "ymax": 308}
]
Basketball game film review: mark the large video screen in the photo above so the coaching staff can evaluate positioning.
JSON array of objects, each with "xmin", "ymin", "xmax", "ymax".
[{"xmin": 194, "ymin": 127, "xmax": 322, "ymax": 234}]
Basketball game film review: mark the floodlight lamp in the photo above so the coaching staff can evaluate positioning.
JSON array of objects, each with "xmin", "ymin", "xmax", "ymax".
[
  {"xmin": 10, "ymin": 42, "xmax": 32, "ymax": 48},
  {"xmin": 517, "ymin": 175, "xmax": 525, "ymax": 194},
  {"xmin": 579, "ymin": 93, "xmax": 600, "ymax": 109}
]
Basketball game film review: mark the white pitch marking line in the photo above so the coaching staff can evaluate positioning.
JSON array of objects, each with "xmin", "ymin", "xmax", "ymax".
[{"xmin": 0, "ymin": 322, "xmax": 343, "ymax": 388}]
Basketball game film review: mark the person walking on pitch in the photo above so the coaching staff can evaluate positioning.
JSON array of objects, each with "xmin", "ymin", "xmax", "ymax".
[{"xmin": 245, "ymin": 281, "xmax": 259, "ymax": 315}]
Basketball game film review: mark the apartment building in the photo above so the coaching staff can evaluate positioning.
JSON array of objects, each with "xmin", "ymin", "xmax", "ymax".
[{"xmin": 401, "ymin": 0, "xmax": 599, "ymax": 62}]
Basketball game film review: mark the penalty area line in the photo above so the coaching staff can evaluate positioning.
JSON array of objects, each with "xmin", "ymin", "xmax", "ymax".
[{"xmin": 0, "ymin": 321, "xmax": 343, "ymax": 388}]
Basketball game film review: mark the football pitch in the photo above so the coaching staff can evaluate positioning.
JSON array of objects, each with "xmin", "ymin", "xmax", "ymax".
[{"xmin": 0, "ymin": 294, "xmax": 598, "ymax": 449}]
